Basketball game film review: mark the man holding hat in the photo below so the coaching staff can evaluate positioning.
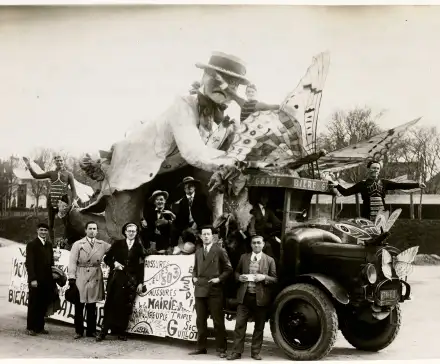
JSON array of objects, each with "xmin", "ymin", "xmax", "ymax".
[
  {"xmin": 172, "ymin": 176, "xmax": 211, "ymax": 251},
  {"xmin": 227, "ymin": 235, "xmax": 277, "ymax": 361},
  {"xmin": 25, "ymin": 222, "xmax": 57, "ymax": 336},
  {"xmin": 143, "ymin": 190, "xmax": 176, "ymax": 253}
]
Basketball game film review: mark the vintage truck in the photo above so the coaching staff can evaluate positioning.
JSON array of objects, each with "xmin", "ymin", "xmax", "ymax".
[{"xmin": 7, "ymin": 172, "xmax": 418, "ymax": 361}]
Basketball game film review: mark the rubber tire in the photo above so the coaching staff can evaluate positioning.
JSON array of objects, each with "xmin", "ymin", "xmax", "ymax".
[
  {"xmin": 270, "ymin": 283, "xmax": 339, "ymax": 361},
  {"xmin": 340, "ymin": 304, "xmax": 402, "ymax": 352}
]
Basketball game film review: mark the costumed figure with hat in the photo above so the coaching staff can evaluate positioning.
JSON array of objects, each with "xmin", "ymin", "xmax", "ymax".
[
  {"xmin": 97, "ymin": 222, "xmax": 146, "ymax": 342},
  {"xmin": 142, "ymin": 190, "xmax": 176, "ymax": 254},
  {"xmin": 78, "ymin": 51, "xmax": 251, "ymax": 241},
  {"xmin": 23, "ymin": 155, "xmax": 79, "ymax": 243},
  {"xmin": 171, "ymin": 176, "xmax": 212, "ymax": 254}
]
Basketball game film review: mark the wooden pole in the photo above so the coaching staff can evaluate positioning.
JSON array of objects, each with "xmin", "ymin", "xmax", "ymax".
[
  {"xmin": 410, "ymin": 193, "xmax": 414, "ymax": 220},
  {"xmin": 355, "ymin": 194, "xmax": 361, "ymax": 217},
  {"xmin": 419, "ymin": 188, "xmax": 423, "ymax": 220},
  {"xmin": 315, "ymin": 194, "xmax": 320, "ymax": 218}
]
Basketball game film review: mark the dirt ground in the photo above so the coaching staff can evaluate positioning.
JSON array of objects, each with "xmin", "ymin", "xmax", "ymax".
[{"xmin": 1, "ymin": 238, "xmax": 440, "ymax": 360}]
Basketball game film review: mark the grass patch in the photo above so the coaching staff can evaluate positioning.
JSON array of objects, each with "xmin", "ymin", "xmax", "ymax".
[{"xmin": 0, "ymin": 215, "xmax": 65, "ymax": 244}]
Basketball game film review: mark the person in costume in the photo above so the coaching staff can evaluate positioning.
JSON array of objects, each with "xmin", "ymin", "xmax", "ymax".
[
  {"xmin": 79, "ymin": 52, "xmax": 251, "ymax": 239},
  {"xmin": 142, "ymin": 190, "xmax": 176, "ymax": 254},
  {"xmin": 97, "ymin": 222, "xmax": 145, "ymax": 342},
  {"xmin": 329, "ymin": 160, "xmax": 426, "ymax": 221},
  {"xmin": 189, "ymin": 79, "xmax": 279, "ymax": 123},
  {"xmin": 23, "ymin": 155, "xmax": 78, "ymax": 242}
]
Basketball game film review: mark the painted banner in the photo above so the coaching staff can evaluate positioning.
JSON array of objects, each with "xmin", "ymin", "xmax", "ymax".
[{"xmin": 8, "ymin": 246, "xmax": 197, "ymax": 341}]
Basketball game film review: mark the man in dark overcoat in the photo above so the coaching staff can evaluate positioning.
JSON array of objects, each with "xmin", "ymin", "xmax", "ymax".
[
  {"xmin": 25, "ymin": 222, "xmax": 57, "ymax": 335},
  {"xmin": 172, "ymin": 176, "xmax": 212, "ymax": 251},
  {"xmin": 189, "ymin": 225, "xmax": 232, "ymax": 358},
  {"xmin": 227, "ymin": 235, "xmax": 277, "ymax": 361}
]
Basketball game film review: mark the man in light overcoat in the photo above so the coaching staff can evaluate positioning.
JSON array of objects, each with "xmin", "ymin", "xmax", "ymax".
[{"xmin": 68, "ymin": 221, "xmax": 111, "ymax": 339}]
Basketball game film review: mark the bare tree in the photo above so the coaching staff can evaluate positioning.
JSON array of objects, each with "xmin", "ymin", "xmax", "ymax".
[
  {"xmin": 0, "ymin": 156, "xmax": 20, "ymax": 213},
  {"xmin": 318, "ymin": 107, "xmax": 385, "ymax": 183}
]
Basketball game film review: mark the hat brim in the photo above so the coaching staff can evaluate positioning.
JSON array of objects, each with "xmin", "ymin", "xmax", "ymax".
[
  {"xmin": 177, "ymin": 179, "xmax": 201, "ymax": 188},
  {"xmin": 196, "ymin": 63, "xmax": 250, "ymax": 85},
  {"xmin": 148, "ymin": 191, "xmax": 169, "ymax": 203}
]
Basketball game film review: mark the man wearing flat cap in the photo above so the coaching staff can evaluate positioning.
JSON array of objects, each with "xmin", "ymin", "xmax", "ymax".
[
  {"xmin": 143, "ymin": 190, "xmax": 176, "ymax": 253},
  {"xmin": 80, "ymin": 52, "xmax": 251, "ymax": 239},
  {"xmin": 172, "ymin": 176, "xmax": 211, "ymax": 251},
  {"xmin": 25, "ymin": 222, "xmax": 58, "ymax": 336}
]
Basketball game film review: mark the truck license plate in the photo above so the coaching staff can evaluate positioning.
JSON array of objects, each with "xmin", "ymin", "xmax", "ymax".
[{"xmin": 380, "ymin": 290, "xmax": 397, "ymax": 301}]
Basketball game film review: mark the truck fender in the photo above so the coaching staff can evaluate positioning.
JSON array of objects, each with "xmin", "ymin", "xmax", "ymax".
[{"xmin": 298, "ymin": 273, "xmax": 350, "ymax": 305}]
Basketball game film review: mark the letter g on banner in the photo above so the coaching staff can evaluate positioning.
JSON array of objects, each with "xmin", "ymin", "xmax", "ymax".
[{"xmin": 167, "ymin": 319, "xmax": 178, "ymax": 337}]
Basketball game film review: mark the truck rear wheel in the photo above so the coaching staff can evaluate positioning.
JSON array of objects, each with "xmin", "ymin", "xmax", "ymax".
[
  {"xmin": 340, "ymin": 304, "xmax": 402, "ymax": 352},
  {"xmin": 270, "ymin": 283, "xmax": 338, "ymax": 361}
]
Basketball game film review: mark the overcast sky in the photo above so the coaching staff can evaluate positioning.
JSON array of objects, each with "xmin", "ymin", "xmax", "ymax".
[{"xmin": 1, "ymin": 5, "xmax": 439, "ymax": 159}]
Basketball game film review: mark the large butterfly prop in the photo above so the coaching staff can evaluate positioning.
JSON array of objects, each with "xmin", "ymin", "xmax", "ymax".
[
  {"xmin": 223, "ymin": 52, "xmax": 331, "ymax": 168},
  {"xmin": 317, "ymin": 118, "xmax": 421, "ymax": 174},
  {"xmin": 332, "ymin": 209, "xmax": 402, "ymax": 242}
]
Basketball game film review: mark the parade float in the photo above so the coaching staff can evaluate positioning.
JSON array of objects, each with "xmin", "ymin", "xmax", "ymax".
[{"xmin": 8, "ymin": 51, "xmax": 421, "ymax": 360}]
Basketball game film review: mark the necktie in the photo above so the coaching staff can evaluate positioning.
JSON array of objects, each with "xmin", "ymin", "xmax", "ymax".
[
  {"xmin": 197, "ymin": 92, "xmax": 228, "ymax": 125},
  {"xmin": 203, "ymin": 246, "xmax": 208, "ymax": 259},
  {"xmin": 253, "ymin": 256, "xmax": 257, "ymax": 262}
]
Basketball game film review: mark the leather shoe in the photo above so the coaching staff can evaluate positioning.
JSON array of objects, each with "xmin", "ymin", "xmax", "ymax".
[
  {"xmin": 227, "ymin": 353, "xmax": 241, "ymax": 360},
  {"xmin": 86, "ymin": 333, "xmax": 97, "ymax": 338},
  {"xmin": 251, "ymin": 354, "xmax": 262, "ymax": 360},
  {"xmin": 26, "ymin": 330, "xmax": 37, "ymax": 336},
  {"xmin": 74, "ymin": 333, "xmax": 83, "ymax": 339},
  {"xmin": 96, "ymin": 334, "xmax": 105, "ymax": 342},
  {"xmin": 118, "ymin": 335, "xmax": 128, "ymax": 341},
  {"xmin": 218, "ymin": 352, "xmax": 227, "ymax": 358},
  {"xmin": 188, "ymin": 349, "xmax": 207, "ymax": 355},
  {"xmin": 38, "ymin": 329, "xmax": 49, "ymax": 334}
]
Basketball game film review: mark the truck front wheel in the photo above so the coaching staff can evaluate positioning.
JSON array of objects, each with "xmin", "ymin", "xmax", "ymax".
[
  {"xmin": 340, "ymin": 304, "xmax": 402, "ymax": 352},
  {"xmin": 270, "ymin": 283, "xmax": 338, "ymax": 361}
]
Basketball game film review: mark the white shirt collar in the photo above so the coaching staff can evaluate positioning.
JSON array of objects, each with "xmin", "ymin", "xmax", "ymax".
[
  {"xmin": 251, "ymin": 251, "xmax": 262, "ymax": 262},
  {"xmin": 203, "ymin": 242, "xmax": 213, "ymax": 253},
  {"xmin": 38, "ymin": 236, "xmax": 46, "ymax": 245},
  {"xmin": 86, "ymin": 237, "xmax": 95, "ymax": 244},
  {"xmin": 126, "ymin": 238, "xmax": 135, "ymax": 248},
  {"xmin": 258, "ymin": 203, "xmax": 265, "ymax": 214},
  {"xmin": 187, "ymin": 193, "xmax": 195, "ymax": 200}
]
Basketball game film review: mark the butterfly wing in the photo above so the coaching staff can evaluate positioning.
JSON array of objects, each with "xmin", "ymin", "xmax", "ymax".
[
  {"xmin": 394, "ymin": 246, "xmax": 418, "ymax": 279},
  {"xmin": 375, "ymin": 210, "xmax": 389, "ymax": 232},
  {"xmin": 384, "ymin": 208, "xmax": 402, "ymax": 232},
  {"xmin": 280, "ymin": 52, "xmax": 330, "ymax": 155},
  {"xmin": 333, "ymin": 222, "xmax": 372, "ymax": 241},
  {"xmin": 381, "ymin": 249, "xmax": 393, "ymax": 280},
  {"xmin": 318, "ymin": 118, "xmax": 422, "ymax": 174}
]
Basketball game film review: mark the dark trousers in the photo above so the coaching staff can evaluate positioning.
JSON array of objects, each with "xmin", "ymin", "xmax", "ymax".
[
  {"xmin": 27, "ymin": 285, "xmax": 50, "ymax": 332},
  {"xmin": 232, "ymin": 292, "xmax": 268, "ymax": 355},
  {"xmin": 74, "ymin": 302, "xmax": 97, "ymax": 336},
  {"xmin": 195, "ymin": 295, "xmax": 227, "ymax": 352},
  {"xmin": 47, "ymin": 200, "xmax": 67, "ymax": 243}
]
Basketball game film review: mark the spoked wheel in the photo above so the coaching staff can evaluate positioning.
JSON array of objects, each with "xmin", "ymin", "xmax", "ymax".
[
  {"xmin": 270, "ymin": 283, "xmax": 338, "ymax": 361},
  {"xmin": 340, "ymin": 304, "xmax": 402, "ymax": 352}
]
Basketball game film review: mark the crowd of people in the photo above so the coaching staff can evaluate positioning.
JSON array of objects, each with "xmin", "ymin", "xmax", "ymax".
[{"xmin": 24, "ymin": 173, "xmax": 282, "ymax": 360}]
